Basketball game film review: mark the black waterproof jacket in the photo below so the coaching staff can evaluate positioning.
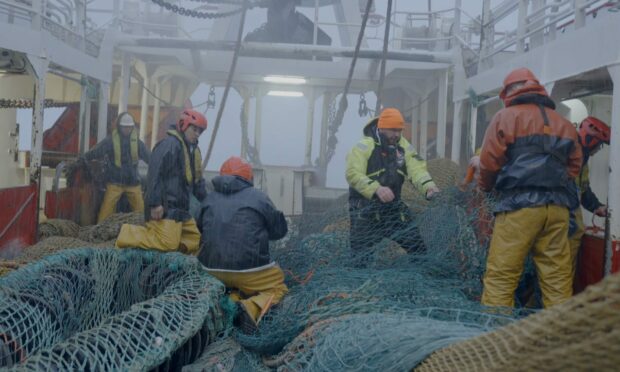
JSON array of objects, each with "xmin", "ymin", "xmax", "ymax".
[
  {"xmin": 84, "ymin": 133, "xmax": 150, "ymax": 186},
  {"xmin": 198, "ymin": 175, "xmax": 288, "ymax": 271},
  {"xmin": 145, "ymin": 128, "xmax": 207, "ymax": 222},
  {"xmin": 479, "ymin": 93, "xmax": 582, "ymax": 213}
]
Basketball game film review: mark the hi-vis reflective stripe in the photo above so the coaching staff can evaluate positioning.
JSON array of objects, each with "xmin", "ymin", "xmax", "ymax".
[
  {"xmin": 356, "ymin": 142, "xmax": 369, "ymax": 151},
  {"xmin": 367, "ymin": 169, "xmax": 384, "ymax": 178}
]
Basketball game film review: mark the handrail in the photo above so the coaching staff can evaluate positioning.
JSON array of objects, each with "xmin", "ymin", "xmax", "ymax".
[{"xmin": 479, "ymin": 0, "xmax": 610, "ymax": 62}]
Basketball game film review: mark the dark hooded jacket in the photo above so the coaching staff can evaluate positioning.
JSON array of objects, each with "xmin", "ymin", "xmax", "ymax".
[
  {"xmin": 145, "ymin": 126, "xmax": 207, "ymax": 222},
  {"xmin": 84, "ymin": 131, "xmax": 150, "ymax": 185},
  {"xmin": 198, "ymin": 175, "xmax": 288, "ymax": 271},
  {"xmin": 478, "ymin": 84, "xmax": 582, "ymax": 213}
]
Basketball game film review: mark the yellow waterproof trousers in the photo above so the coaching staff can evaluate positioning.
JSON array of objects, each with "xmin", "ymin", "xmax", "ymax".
[
  {"xmin": 207, "ymin": 266, "xmax": 288, "ymax": 323},
  {"xmin": 98, "ymin": 183, "xmax": 144, "ymax": 223},
  {"xmin": 568, "ymin": 207, "xmax": 585, "ymax": 280},
  {"xmin": 482, "ymin": 205, "xmax": 572, "ymax": 308},
  {"xmin": 115, "ymin": 218, "xmax": 200, "ymax": 254}
]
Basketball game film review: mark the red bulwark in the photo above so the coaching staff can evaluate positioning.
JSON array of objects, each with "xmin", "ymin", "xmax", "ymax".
[{"xmin": 0, "ymin": 184, "xmax": 38, "ymax": 258}]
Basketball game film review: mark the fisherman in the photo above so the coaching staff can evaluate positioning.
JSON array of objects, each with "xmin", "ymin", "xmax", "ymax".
[
  {"xmin": 116, "ymin": 109, "xmax": 208, "ymax": 254},
  {"xmin": 82, "ymin": 112, "xmax": 150, "ymax": 223},
  {"xmin": 198, "ymin": 156, "xmax": 288, "ymax": 334},
  {"xmin": 478, "ymin": 68, "xmax": 582, "ymax": 308},
  {"xmin": 345, "ymin": 108, "xmax": 439, "ymax": 266},
  {"xmin": 569, "ymin": 116, "xmax": 610, "ymax": 277}
]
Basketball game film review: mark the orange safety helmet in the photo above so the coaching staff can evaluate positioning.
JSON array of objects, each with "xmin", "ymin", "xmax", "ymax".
[
  {"xmin": 499, "ymin": 68, "xmax": 540, "ymax": 100},
  {"xmin": 220, "ymin": 156, "xmax": 253, "ymax": 182},
  {"xmin": 177, "ymin": 109, "xmax": 208, "ymax": 132},
  {"xmin": 579, "ymin": 116, "xmax": 611, "ymax": 150}
]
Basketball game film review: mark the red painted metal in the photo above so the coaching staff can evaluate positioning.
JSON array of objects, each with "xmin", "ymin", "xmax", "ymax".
[
  {"xmin": 575, "ymin": 223, "xmax": 620, "ymax": 294},
  {"xmin": 45, "ymin": 188, "xmax": 79, "ymax": 221},
  {"xmin": 0, "ymin": 184, "xmax": 38, "ymax": 258},
  {"xmin": 612, "ymin": 240, "xmax": 620, "ymax": 274}
]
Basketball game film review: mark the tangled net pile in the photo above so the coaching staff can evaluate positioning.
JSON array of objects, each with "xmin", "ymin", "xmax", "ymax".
[
  {"xmin": 3, "ymin": 158, "xmax": 618, "ymax": 370},
  {"xmin": 183, "ymin": 159, "xmax": 518, "ymax": 370},
  {"xmin": 0, "ymin": 212, "xmax": 145, "ymax": 273},
  {"xmin": 0, "ymin": 248, "xmax": 231, "ymax": 370}
]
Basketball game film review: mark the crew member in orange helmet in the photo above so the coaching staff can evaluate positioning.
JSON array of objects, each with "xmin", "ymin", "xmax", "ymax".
[
  {"xmin": 569, "ymin": 116, "xmax": 610, "ymax": 279},
  {"xmin": 478, "ymin": 68, "xmax": 582, "ymax": 308},
  {"xmin": 198, "ymin": 156, "xmax": 288, "ymax": 334},
  {"xmin": 116, "ymin": 109, "xmax": 208, "ymax": 253}
]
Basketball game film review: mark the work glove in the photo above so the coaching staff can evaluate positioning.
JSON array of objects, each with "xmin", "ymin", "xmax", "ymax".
[{"xmin": 425, "ymin": 185, "xmax": 440, "ymax": 200}]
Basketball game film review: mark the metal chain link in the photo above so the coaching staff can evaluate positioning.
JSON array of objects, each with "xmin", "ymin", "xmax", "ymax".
[
  {"xmin": 0, "ymin": 99, "xmax": 70, "ymax": 109},
  {"xmin": 151, "ymin": 0, "xmax": 271, "ymax": 19}
]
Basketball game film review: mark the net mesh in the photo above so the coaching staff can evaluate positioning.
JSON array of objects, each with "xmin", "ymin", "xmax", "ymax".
[
  {"xmin": 2, "ymin": 158, "xmax": 617, "ymax": 370},
  {"xmin": 416, "ymin": 271, "xmax": 620, "ymax": 372},
  {"xmin": 0, "ymin": 248, "xmax": 231, "ymax": 370}
]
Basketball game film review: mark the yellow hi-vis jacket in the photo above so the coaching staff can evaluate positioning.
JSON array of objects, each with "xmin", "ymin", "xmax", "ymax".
[{"xmin": 346, "ymin": 130, "xmax": 436, "ymax": 200}]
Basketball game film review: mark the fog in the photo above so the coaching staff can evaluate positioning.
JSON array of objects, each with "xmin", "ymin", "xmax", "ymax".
[{"xmin": 18, "ymin": 1, "xmax": 499, "ymax": 188}]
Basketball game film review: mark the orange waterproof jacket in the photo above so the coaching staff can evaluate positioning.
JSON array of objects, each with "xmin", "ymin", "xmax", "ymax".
[{"xmin": 478, "ymin": 85, "xmax": 582, "ymax": 213}]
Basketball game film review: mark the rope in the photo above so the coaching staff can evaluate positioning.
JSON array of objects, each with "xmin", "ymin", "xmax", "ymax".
[
  {"xmin": 202, "ymin": 0, "xmax": 248, "ymax": 169},
  {"xmin": 322, "ymin": 0, "xmax": 374, "ymax": 168}
]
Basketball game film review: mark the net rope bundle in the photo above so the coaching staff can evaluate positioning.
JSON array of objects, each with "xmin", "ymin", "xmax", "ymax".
[{"xmin": 0, "ymin": 248, "xmax": 231, "ymax": 370}]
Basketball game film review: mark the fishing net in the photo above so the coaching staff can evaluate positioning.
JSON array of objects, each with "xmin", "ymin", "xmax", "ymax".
[
  {"xmin": 417, "ymin": 270, "xmax": 620, "ymax": 372},
  {"xmin": 182, "ymin": 337, "xmax": 270, "ymax": 372},
  {"xmin": 38, "ymin": 219, "xmax": 80, "ymax": 239},
  {"xmin": 0, "ymin": 248, "xmax": 231, "ymax": 370},
  {"xmin": 5, "ymin": 157, "xmax": 610, "ymax": 370},
  {"xmin": 263, "ymin": 312, "xmax": 491, "ymax": 371},
  {"xmin": 77, "ymin": 212, "xmax": 144, "ymax": 243},
  {"xmin": 0, "ymin": 212, "xmax": 146, "ymax": 276}
]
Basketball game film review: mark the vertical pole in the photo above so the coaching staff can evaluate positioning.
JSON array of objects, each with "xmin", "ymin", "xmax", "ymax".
[
  {"xmin": 317, "ymin": 92, "xmax": 332, "ymax": 186},
  {"xmin": 254, "ymin": 87, "xmax": 263, "ymax": 156},
  {"xmin": 83, "ymin": 87, "xmax": 92, "ymax": 152},
  {"xmin": 29, "ymin": 56, "xmax": 48, "ymax": 184},
  {"xmin": 150, "ymin": 78, "xmax": 162, "ymax": 149},
  {"xmin": 118, "ymin": 53, "xmax": 131, "ymax": 114},
  {"xmin": 469, "ymin": 103, "xmax": 478, "ymax": 154},
  {"xmin": 304, "ymin": 87, "xmax": 316, "ymax": 166},
  {"xmin": 313, "ymin": 0, "xmax": 319, "ymax": 45},
  {"xmin": 375, "ymin": 0, "xmax": 393, "ymax": 113},
  {"xmin": 530, "ymin": 0, "xmax": 545, "ymax": 49},
  {"xmin": 605, "ymin": 65, "xmax": 620, "ymax": 276},
  {"xmin": 574, "ymin": 0, "xmax": 586, "ymax": 29},
  {"xmin": 78, "ymin": 78, "xmax": 92, "ymax": 153},
  {"xmin": 478, "ymin": 0, "xmax": 492, "ymax": 70},
  {"xmin": 241, "ymin": 91, "xmax": 250, "ymax": 159},
  {"xmin": 420, "ymin": 97, "xmax": 429, "ymax": 159},
  {"xmin": 139, "ymin": 70, "xmax": 150, "ymax": 142},
  {"xmin": 98, "ymin": 81, "xmax": 110, "ymax": 142},
  {"xmin": 31, "ymin": 0, "xmax": 42, "ymax": 30},
  {"xmin": 451, "ymin": 100, "xmax": 463, "ymax": 163},
  {"xmin": 436, "ymin": 69, "xmax": 448, "ymax": 158},
  {"xmin": 410, "ymin": 97, "xmax": 419, "ymax": 150},
  {"xmin": 516, "ymin": 0, "xmax": 528, "ymax": 53}
]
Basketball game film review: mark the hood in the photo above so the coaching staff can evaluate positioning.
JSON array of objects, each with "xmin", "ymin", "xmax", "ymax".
[
  {"xmin": 502, "ymin": 81, "xmax": 550, "ymax": 107},
  {"xmin": 363, "ymin": 117, "xmax": 379, "ymax": 138},
  {"xmin": 212, "ymin": 175, "xmax": 253, "ymax": 194}
]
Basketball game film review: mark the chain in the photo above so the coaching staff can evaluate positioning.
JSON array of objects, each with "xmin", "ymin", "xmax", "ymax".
[
  {"xmin": 0, "ymin": 99, "xmax": 70, "ymax": 109},
  {"xmin": 151, "ymin": 0, "xmax": 271, "ymax": 19},
  {"xmin": 321, "ymin": 0, "xmax": 374, "ymax": 169}
]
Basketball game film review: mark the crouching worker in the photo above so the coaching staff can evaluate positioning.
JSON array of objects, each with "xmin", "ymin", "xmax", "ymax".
[
  {"xmin": 198, "ymin": 156, "xmax": 288, "ymax": 333},
  {"xmin": 116, "ymin": 109, "xmax": 208, "ymax": 254}
]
